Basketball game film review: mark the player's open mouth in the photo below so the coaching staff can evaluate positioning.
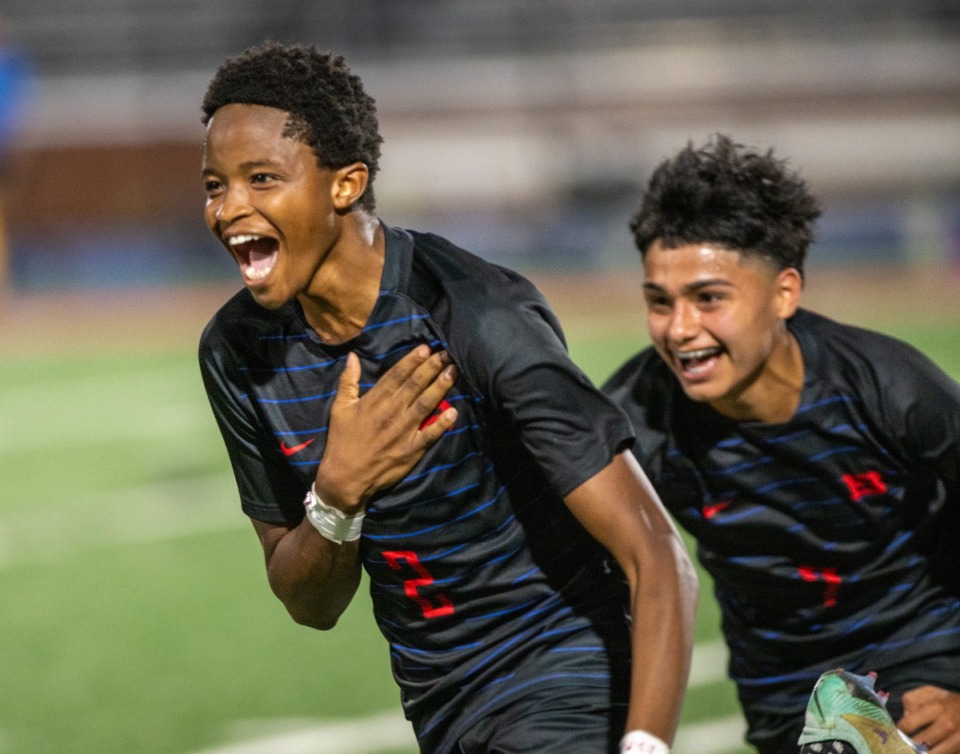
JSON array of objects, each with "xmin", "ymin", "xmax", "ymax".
[
  {"xmin": 228, "ymin": 234, "xmax": 279, "ymax": 283},
  {"xmin": 674, "ymin": 347, "xmax": 723, "ymax": 378}
]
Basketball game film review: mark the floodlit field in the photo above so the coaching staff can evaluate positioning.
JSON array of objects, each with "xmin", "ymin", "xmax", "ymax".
[{"xmin": 1, "ymin": 268, "xmax": 957, "ymax": 754}]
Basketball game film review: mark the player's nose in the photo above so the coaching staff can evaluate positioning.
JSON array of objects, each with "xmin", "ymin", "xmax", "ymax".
[
  {"xmin": 213, "ymin": 185, "xmax": 254, "ymax": 227},
  {"xmin": 667, "ymin": 300, "xmax": 699, "ymax": 342}
]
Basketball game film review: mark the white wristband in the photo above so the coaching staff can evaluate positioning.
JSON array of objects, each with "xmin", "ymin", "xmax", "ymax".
[
  {"xmin": 303, "ymin": 484, "xmax": 365, "ymax": 544},
  {"xmin": 620, "ymin": 730, "xmax": 670, "ymax": 754}
]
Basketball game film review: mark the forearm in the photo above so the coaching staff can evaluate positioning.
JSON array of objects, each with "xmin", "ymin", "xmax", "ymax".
[
  {"xmin": 257, "ymin": 518, "xmax": 363, "ymax": 630},
  {"xmin": 625, "ymin": 530, "xmax": 698, "ymax": 743},
  {"xmin": 563, "ymin": 452, "xmax": 698, "ymax": 748}
]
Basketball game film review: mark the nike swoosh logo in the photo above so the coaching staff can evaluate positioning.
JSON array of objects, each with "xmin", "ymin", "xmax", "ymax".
[
  {"xmin": 280, "ymin": 438, "xmax": 315, "ymax": 457},
  {"xmin": 702, "ymin": 500, "xmax": 731, "ymax": 519}
]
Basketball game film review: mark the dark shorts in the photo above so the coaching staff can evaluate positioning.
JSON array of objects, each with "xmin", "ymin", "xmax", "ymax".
[
  {"xmin": 454, "ymin": 683, "xmax": 628, "ymax": 754},
  {"xmin": 743, "ymin": 707, "xmax": 806, "ymax": 754}
]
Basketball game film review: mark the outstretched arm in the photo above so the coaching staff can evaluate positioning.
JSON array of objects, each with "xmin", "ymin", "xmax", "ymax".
[
  {"xmin": 564, "ymin": 451, "xmax": 698, "ymax": 749},
  {"xmin": 254, "ymin": 345, "xmax": 458, "ymax": 629}
]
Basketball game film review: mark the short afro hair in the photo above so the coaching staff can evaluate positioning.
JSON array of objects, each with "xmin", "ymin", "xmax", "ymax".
[
  {"xmin": 202, "ymin": 41, "xmax": 383, "ymax": 211},
  {"xmin": 630, "ymin": 134, "xmax": 821, "ymax": 277}
]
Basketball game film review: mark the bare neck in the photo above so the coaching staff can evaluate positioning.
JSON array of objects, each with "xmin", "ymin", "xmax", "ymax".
[{"xmin": 298, "ymin": 215, "xmax": 385, "ymax": 345}]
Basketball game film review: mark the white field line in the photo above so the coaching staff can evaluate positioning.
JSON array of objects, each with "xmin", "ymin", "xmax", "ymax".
[
  {"xmin": 0, "ymin": 469, "xmax": 744, "ymax": 754},
  {"xmin": 186, "ymin": 712, "xmax": 417, "ymax": 754},
  {"xmin": 675, "ymin": 714, "xmax": 748, "ymax": 754},
  {"xmin": 183, "ymin": 641, "xmax": 741, "ymax": 754},
  {"xmin": 184, "ymin": 710, "xmax": 747, "ymax": 754}
]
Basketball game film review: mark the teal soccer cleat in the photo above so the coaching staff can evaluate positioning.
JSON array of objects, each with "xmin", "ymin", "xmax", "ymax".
[{"xmin": 797, "ymin": 669, "xmax": 927, "ymax": 753}]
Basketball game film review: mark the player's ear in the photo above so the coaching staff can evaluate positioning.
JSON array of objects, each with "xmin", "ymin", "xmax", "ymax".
[
  {"xmin": 774, "ymin": 267, "xmax": 803, "ymax": 319},
  {"xmin": 331, "ymin": 162, "xmax": 370, "ymax": 210}
]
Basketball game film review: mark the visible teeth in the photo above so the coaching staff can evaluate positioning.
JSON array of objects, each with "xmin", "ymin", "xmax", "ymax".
[
  {"xmin": 228, "ymin": 234, "xmax": 262, "ymax": 246},
  {"xmin": 245, "ymin": 265, "xmax": 272, "ymax": 281},
  {"xmin": 677, "ymin": 348, "xmax": 720, "ymax": 362}
]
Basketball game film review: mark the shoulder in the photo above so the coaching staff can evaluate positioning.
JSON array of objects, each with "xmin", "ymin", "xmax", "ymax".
[
  {"xmin": 406, "ymin": 230, "xmax": 552, "ymax": 312},
  {"xmin": 404, "ymin": 228, "xmax": 566, "ymax": 355},
  {"xmin": 602, "ymin": 347, "xmax": 677, "ymax": 465},
  {"xmin": 198, "ymin": 288, "xmax": 295, "ymax": 370},
  {"xmin": 603, "ymin": 346, "xmax": 673, "ymax": 406},
  {"xmin": 793, "ymin": 307, "xmax": 917, "ymax": 357},
  {"xmin": 792, "ymin": 308, "xmax": 953, "ymax": 391},
  {"xmin": 793, "ymin": 309, "xmax": 960, "ymax": 437},
  {"xmin": 792, "ymin": 308, "xmax": 902, "ymax": 354}
]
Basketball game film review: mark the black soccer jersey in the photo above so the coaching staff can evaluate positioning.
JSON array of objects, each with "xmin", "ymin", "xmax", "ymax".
[
  {"xmin": 604, "ymin": 309, "xmax": 960, "ymax": 733},
  {"xmin": 200, "ymin": 226, "xmax": 634, "ymax": 753}
]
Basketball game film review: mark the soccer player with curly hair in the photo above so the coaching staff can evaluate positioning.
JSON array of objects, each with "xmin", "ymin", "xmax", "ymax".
[
  {"xmin": 604, "ymin": 134, "xmax": 960, "ymax": 753},
  {"xmin": 198, "ymin": 41, "xmax": 697, "ymax": 754}
]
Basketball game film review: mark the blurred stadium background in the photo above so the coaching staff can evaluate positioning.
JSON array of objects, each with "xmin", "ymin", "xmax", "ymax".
[
  {"xmin": 0, "ymin": 2, "xmax": 959, "ymax": 753},
  {"xmin": 3, "ymin": 0, "xmax": 960, "ymax": 287}
]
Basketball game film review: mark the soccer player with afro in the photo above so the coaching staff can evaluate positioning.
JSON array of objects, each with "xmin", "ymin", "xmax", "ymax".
[{"xmin": 198, "ymin": 41, "xmax": 697, "ymax": 754}]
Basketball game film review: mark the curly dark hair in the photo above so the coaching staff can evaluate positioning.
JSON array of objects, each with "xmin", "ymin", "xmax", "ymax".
[
  {"xmin": 629, "ymin": 134, "xmax": 821, "ymax": 277},
  {"xmin": 201, "ymin": 40, "xmax": 383, "ymax": 211}
]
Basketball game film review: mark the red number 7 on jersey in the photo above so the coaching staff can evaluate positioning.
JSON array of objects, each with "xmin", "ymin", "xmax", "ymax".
[{"xmin": 383, "ymin": 550, "xmax": 455, "ymax": 619}]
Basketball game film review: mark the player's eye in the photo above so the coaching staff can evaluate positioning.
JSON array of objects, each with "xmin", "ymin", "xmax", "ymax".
[
  {"xmin": 203, "ymin": 179, "xmax": 223, "ymax": 195},
  {"xmin": 644, "ymin": 293, "xmax": 672, "ymax": 311}
]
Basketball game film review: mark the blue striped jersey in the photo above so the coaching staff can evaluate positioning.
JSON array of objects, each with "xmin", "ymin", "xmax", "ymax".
[
  {"xmin": 200, "ymin": 225, "xmax": 635, "ymax": 752},
  {"xmin": 604, "ymin": 308, "xmax": 960, "ymax": 726}
]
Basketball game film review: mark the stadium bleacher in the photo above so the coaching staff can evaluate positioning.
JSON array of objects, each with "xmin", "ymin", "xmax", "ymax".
[{"xmin": 2, "ymin": 0, "xmax": 958, "ymax": 287}]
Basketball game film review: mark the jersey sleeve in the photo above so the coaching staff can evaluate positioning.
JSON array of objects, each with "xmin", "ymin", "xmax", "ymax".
[
  {"xmin": 883, "ymin": 342, "xmax": 960, "ymax": 489},
  {"xmin": 798, "ymin": 310, "xmax": 960, "ymax": 496},
  {"xmin": 198, "ymin": 320, "xmax": 304, "ymax": 525},
  {"xmin": 601, "ymin": 347, "xmax": 674, "ymax": 474},
  {"xmin": 857, "ymin": 333, "xmax": 960, "ymax": 590},
  {"xmin": 452, "ymin": 277, "xmax": 634, "ymax": 498}
]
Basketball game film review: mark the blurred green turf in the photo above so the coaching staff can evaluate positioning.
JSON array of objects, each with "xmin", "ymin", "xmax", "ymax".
[{"xmin": 0, "ymin": 317, "xmax": 955, "ymax": 754}]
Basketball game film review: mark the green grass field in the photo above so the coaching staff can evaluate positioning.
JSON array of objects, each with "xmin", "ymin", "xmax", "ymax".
[{"xmin": 1, "ymin": 287, "xmax": 957, "ymax": 754}]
